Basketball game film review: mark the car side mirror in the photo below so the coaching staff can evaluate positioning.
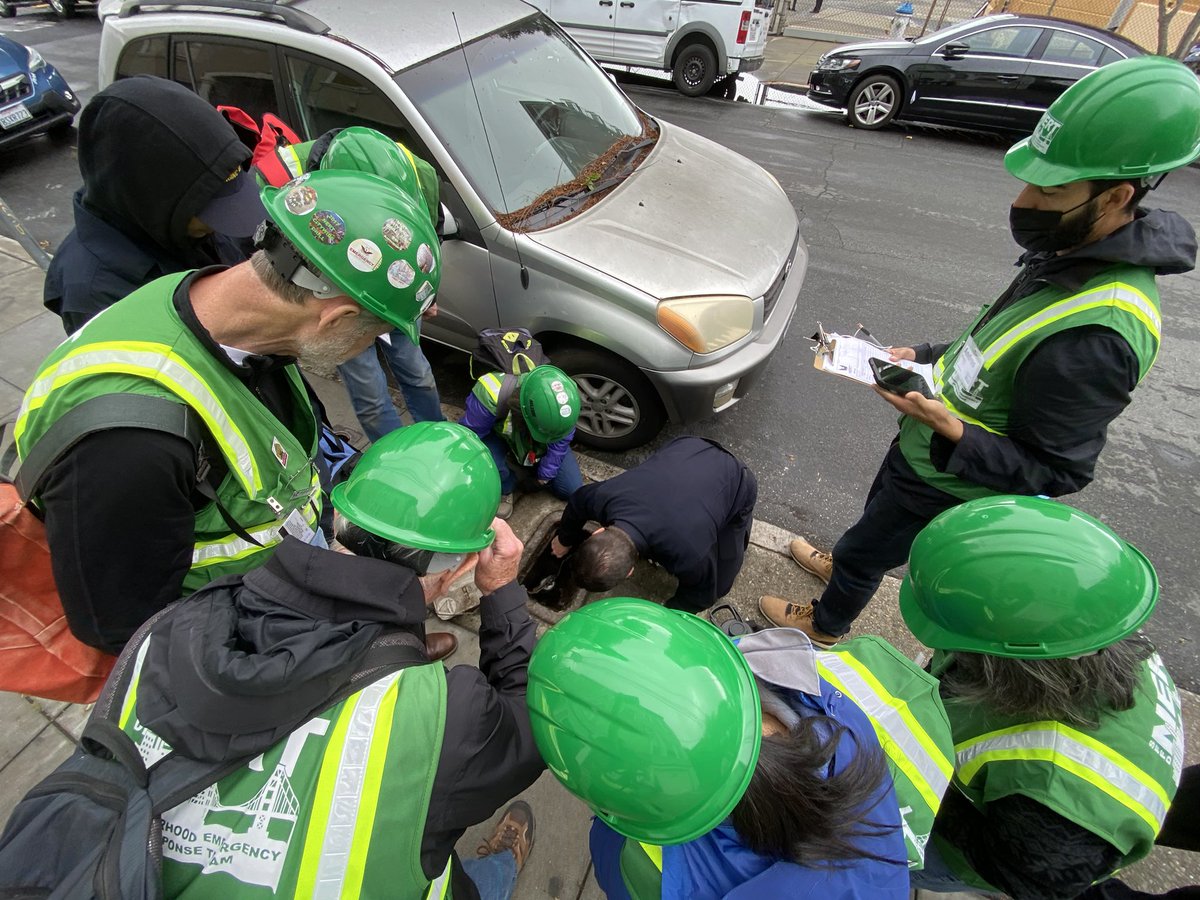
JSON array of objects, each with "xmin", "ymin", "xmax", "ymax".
[
  {"xmin": 941, "ymin": 42, "xmax": 969, "ymax": 60},
  {"xmin": 438, "ymin": 203, "xmax": 459, "ymax": 239}
]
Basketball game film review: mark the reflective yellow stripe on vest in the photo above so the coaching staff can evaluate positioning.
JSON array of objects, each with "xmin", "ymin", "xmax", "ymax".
[
  {"xmin": 279, "ymin": 144, "xmax": 304, "ymax": 181},
  {"xmin": 955, "ymin": 721, "xmax": 1171, "ymax": 833},
  {"xmin": 16, "ymin": 341, "xmax": 261, "ymax": 494},
  {"xmin": 981, "ymin": 282, "xmax": 1161, "ymax": 373},
  {"xmin": 296, "ymin": 670, "xmax": 406, "ymax": 898},
  {"xmin": 816, "ymin": 651, "xmax": 954, "ymax": 812},
  {"xmin": 477, "ymin": 372, "xmax": 504, "ymax": 406},
  {"xmin": 424, "ymin": 858, "xmax": 452, "ymax": 899},
  {"xmin": 638, "ymin": 842, "xmax": 663, "ymax": 872},
  {"xmin": 190, "ymin": 470, "xmax": 320, "ymax": 569}
]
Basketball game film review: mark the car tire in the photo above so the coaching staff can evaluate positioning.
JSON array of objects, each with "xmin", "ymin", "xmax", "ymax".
[
  {"xmin": 672, "ymin": 42, "xmax": 718, "ymax": 98},
  {"xmin": 847, "ymin": 74, "xmax": 901, "ymax": 130},
  {"xmin": 48, "ymin": 0, "xmax": 75, "ymax": 17},
  {"xmin": 550, "ymin": 346, "xmax": 666, "ymax": 452},
  {"xmin": 0, "ymin": 3, "xmax": 15, "ymax": 19}
]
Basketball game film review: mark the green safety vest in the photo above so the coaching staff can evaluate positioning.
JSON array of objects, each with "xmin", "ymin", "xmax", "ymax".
[
  {"xmin": 14, "ymin": 274, "xmax": 322, "ymax": 592},
  {"xmin": 899, "ymin": 264, "xmax": 1162, "ymax": 500},
  {"xmin": 116, "ymin": 636, "xmax": 452, "ymax": 899},
  {"xmin": 471, "ymin": 372, "xmax": 546, "ymax": 466},
  {"xmin": 934, "ymin": 651, "xmax": 1184, "ymax": 891},
  {"xmin": 619, "ymin": 636, "xmax": 955, "ymax": 898}
]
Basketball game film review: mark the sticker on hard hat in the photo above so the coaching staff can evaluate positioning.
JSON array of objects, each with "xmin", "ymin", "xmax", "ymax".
[
  {"xmin": 284, "ymin": 185, "xmax": 317, "ymax": 216},
  {"xmin": 309, "ymin": 210, "xmax": 345, "ymax": 245},
  {"xmin": 381, "ymin": 218, "xmax": 412, "ymax": 252},
  {"xmin": 347, "ymin": 238, "xmax": 383, "ymax": 272},
  {"xmin": 550, "ymin": 380, "xmax": 564, "ymax": 391},
  {"xmin": 415, "ymin": 281, "xmax": 435, "ymax": 304},
  {"xmin": 416, "ymin": 243, "xmax": 436, "ymax": 274},
  {"xmin": 387, "ymin": 259, "xmax": 415, "ymax": 289},
  {"xmin": 1031, "ymin": 114, "xmax": 1062, "ymax": 154},
  {"xmin": 559, "ymin": 405, "xmax": 572, "ymax": 417},
  {"xmin": 285, "ymin": 173, "xmax": 310, "ymax": 187},
  {"xmin": 555, "ymin": 391, "xmax": 569, "ymax": 404}
]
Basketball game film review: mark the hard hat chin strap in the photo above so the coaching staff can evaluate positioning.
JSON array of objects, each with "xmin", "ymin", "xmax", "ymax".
[{"xmin": 253, "ymin": 219, "xmax": 340, "ymax": 299}]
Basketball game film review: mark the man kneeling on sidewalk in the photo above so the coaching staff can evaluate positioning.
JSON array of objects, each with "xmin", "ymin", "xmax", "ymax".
[{"xmin": 53, "ymin": 423, "xmax": 543, "ymax": 899}]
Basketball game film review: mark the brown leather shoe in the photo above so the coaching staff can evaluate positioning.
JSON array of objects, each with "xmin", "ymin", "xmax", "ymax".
[
  {"xmin": 476, "ymin": 800, "xmax": 535, "ymax": 872},
  {"xmin": 788, "ymin": 536, "xmax": 833, "ymax": 584},
  {"xmin": 424, "ymin": 632, "xmax": 458, "ymax": 662},
  {"xmin": 757, "ymin": 595, "xmax": 842, "ymax": 648}
]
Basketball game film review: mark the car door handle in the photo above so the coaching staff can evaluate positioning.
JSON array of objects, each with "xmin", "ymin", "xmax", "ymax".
[
  {"xmin": 620, "ymin": 1, "xmax": 635, "ymax": 6},
  {"xmin": 994, "ymin": 74, "xmax": 1020, "ymax": 80},
  {"xmin": 599, "ymin": 0, "xmax": 613, "ymax": 5}
]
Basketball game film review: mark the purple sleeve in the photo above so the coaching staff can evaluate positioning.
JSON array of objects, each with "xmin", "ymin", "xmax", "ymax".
[
  {"xmin": 460, "ymin": 391, "xmax": 499, "ymax": 438},
  {"xmin": 536, "ymin": 429, "xmax": 574, "ymax": 481}
]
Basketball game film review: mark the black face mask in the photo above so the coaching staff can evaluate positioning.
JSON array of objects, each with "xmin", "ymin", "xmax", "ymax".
[{"xmin": 1009, "ymin": 194, "xmax": 1100, "ymax": 253}]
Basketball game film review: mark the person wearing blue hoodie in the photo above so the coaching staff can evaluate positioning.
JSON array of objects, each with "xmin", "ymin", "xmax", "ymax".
[{"xmin": 526, "ymin": 599, "xmax": 955, "ymax": 900}]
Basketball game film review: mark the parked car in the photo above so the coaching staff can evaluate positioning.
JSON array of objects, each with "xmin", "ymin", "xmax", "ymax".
[
  {"xmin": 807, "ymin": 14, "xmax": 1144, "ymax": 133},
  {"xmin": 98, "ymin": 0, "xmax": 805, "ymax": 451},
  {"xmin": 528, "ymin": 0, "xmax": 771, "ymax": 97},
  {"xmin": 0, "ymin": 0, "xmax": 95, "ymax": 18},
  {"xmin": 0, "ymin": 34, "xmax": 79, "ymax": 149}
]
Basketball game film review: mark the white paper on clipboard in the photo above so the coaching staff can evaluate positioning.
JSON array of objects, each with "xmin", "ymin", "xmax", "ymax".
[{"xmin": 811, "ymin": 325, "xmax": 935, "ymax": 393}]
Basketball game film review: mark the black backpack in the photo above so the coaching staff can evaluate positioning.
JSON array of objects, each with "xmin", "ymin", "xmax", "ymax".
[
  {"xmin": 469, "ymin": 328, "xmax": 549, "ymax": 381},
  {"xmin": 0, "ymin": 610, "xmax": 427, "ymax": 900}
]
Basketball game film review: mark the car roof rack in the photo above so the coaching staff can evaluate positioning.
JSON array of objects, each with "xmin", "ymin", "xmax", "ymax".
[{"xmin": 118, "ymin": 0, "xmax": 329, "ymax": 34}]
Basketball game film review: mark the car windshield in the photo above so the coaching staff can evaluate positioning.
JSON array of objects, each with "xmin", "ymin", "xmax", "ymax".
[
  {"xmin": 397, "ymin": 14, "xmax": 650, "ymax": 229},
  {"xmin": 915, "ymin": 16, "xmax": 1009, "ymax": 44}
]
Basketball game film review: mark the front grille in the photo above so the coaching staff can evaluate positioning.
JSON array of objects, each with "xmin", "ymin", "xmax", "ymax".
[
  {"xmin": 0, "ymin": 76, "xmax": 31, "ymax": 105},
  {"xmin": 762, "ymin": 228, "xmax": 799, "ymax": 322}
]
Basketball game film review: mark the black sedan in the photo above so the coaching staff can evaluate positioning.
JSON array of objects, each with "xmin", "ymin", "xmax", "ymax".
[{"xmin": 806, "ymin": 14, "xmax": 1144, "ymax": 132}]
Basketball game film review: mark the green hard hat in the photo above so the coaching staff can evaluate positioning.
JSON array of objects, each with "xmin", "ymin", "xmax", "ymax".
[
  {"xmin": 899, "ymin": 496, "xmax": 1158, "ymax": 659},
  {"xmin": 320, "ymin": 127, "xmax": 435, "ymax": 225},
  {"xmin": 1006, "ymin": 56, "xmax": 1200, "ymax": 186},
  {"xmin": 527, "ymin": 597, "xmax": 761, "ymax": 845},
  {"xmin": 330, "ymin": 421, "xmax": 499, "ymax": 552},
  {"xmin": 258, "ymin": 168, "xmax": 440, "ymax": 344},
  {"xmin": 520, "ymin": 366, "xmax": 580, "ymax": 444}
]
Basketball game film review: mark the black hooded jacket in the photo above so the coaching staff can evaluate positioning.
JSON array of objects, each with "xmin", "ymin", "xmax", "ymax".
[
  {"xmin": 44, "ymin": 75, "xmax": 252, "ymax": 333},
  {"xmin": 122, "ymin": 537, "xmax": 544, "ymax": 900}
]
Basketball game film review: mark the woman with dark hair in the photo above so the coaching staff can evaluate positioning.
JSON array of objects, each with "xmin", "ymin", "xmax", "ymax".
[
  {"xmin": 902, "ymin": 496, "xmax": 1184, "ymax": 899},
  {"xmin": 525, "ymin": 598, "xmax": 955, "ymax": 899}
]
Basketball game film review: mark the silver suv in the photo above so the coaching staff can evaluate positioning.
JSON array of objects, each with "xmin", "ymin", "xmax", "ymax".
[{"xmin": 99, "ymin": 0, "xmax": 806, "ymax": 450}]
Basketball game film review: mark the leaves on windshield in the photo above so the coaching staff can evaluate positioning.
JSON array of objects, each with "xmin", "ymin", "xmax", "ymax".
[{"xmin": 497, "ymin": 111, "xmax": 660, "ymax": 233}]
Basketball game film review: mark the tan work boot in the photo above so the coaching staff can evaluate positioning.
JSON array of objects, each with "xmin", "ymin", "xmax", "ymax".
[
  {"xmin": 788, "ymin": 536, "xmax": 832, "ymax": 583},
  {"xmin": 476, "ymin": 800, "xmax": 535, "ymax": 872},
  {"xmin": 497, "ymin": 494, "xmax": 514, "ymax": 520},
  {"xmin": 757, "ymin": 595, "xmax": 842, "ymax": 648}
]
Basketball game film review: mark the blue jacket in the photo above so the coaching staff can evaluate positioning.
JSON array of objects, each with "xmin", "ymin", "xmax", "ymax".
[{"xmin": 590, "ymin": 678, "xmax": 910, "ymax": 900}]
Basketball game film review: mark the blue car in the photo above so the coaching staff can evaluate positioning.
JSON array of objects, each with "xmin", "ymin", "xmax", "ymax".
[{"xmin": 0, "ymin": 34, "xmax": 79, "ymax": 149}]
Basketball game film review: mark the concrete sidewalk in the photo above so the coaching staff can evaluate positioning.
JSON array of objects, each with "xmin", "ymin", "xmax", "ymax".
[{"xmin": 1, "ymin": 228, "xmax": 1197, "ymax": 899}]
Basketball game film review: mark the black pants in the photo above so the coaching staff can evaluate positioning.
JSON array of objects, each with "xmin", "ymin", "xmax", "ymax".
[{"xmin": 812, "ymin": 460, "xmax": 956, "ymax": 636}]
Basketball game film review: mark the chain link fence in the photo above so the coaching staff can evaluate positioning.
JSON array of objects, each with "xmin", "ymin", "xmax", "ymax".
[{"xmin": 773, "ymin": 0, "xmax": 986, "ymax": 40}]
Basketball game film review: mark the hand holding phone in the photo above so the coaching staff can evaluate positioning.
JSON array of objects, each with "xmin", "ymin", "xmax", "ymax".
[{"xmin": 869, "ymin": 357, "xmax": 934, "ymax": 399}]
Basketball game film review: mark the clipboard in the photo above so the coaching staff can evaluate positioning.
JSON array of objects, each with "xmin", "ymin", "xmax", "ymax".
[{"xmin": 811, "ymin": 322, "xmax": 935, "ymax": 392}]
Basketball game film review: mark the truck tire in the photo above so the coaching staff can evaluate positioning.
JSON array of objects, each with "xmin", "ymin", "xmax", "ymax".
[{"xmin": 672, "ymin": 42, "xmax": 718, "ymax": 98}]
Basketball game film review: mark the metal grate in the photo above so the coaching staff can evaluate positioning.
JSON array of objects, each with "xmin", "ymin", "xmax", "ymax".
[{"xmin": 0, "ymin": 76, "xmax": 31, "ymax": 106}]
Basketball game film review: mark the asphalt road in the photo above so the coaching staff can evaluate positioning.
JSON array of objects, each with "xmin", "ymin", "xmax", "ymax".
[{"xmin": 4, "ymin": 13, "xmax": 1200, "ymax": 690}]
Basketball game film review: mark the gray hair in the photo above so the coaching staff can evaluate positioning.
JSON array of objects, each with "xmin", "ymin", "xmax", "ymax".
[
  {"xmin": 938, "ymin": 636, "xmax": 1154, "ymax": 729},
  {"xmin": 250, "ymin": 249, "xmax": 316, "ymax": 306}
]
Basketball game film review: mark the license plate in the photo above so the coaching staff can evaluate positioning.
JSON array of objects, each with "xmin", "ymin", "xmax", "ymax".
[{"xmin": 0, "ymin": 104, "xmax": 31, "ymax": 130}]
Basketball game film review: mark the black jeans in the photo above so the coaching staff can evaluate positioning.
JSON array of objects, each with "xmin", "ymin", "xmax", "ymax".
[{"xmin": 812, "ymin": 461, "xmax": 956, "ymax": 636}]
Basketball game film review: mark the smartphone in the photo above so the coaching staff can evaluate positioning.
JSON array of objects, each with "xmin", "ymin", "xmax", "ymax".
[{"xmin": 869, "ymin": 358, "xmax": 934, "ymax": 399}]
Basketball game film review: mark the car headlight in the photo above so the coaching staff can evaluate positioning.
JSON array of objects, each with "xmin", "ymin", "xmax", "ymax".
[
  {"xmin": 819, "ymin": 56, "xmax": 860, "ymax": 72},
  {"xmin": 657, "ymin": 295, "xmax": 754, "ymax": 354},
  {"xmin": 26, "ymin": 47, "xmax": 46, "ymax": 71}
]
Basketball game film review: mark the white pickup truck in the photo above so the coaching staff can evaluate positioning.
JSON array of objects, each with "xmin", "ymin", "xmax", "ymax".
[{"xmin": 533, "ymin": 0, "xmax": 772, "ymax": 96}]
